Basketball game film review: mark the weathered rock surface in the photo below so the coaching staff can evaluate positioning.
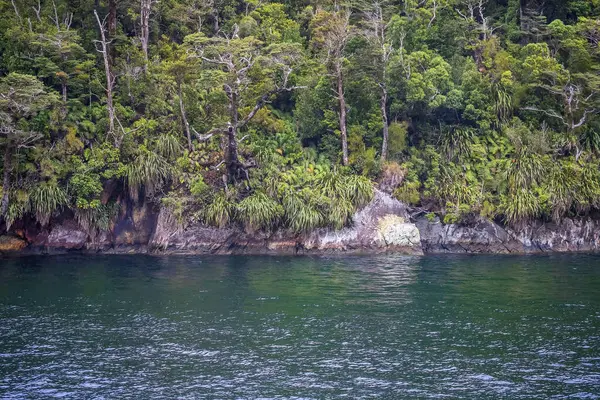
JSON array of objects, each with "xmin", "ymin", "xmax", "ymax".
[
  {"xmin": 46, "ymin": 220, "xmax": 88, "ymax": 250},
  {"xmin": 149, "ymin": 190, "xmax": 423, "ymax": 255},
  {"xmin": 5, "ymin": 191, "xmax": 600, "ymax": 255},
  {"xmin": 303, "ymin": 190, "xmax": 422, "ymax": 254},
  {"xmin": 113, "ymin": 202, "xmax": 157, "ymax": 247},
  {"xmin": 416, "ymin": 215, "xmax": 600, "ymax": 253},
  {"xmin": 415, "ymin": 216, "xmax": 522, "ymax": 253},
  {"xmin": 0, "ymin": 235, "xmax": 28, "ymax": 252}
]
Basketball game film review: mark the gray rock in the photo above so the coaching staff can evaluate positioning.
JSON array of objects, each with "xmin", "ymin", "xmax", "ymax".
[
  {"xmin": 46, "ymin": 221, "xmax": 88, "ymax": 250},
  {"xmin": 416, "ymin": 216, "xmax": 521, "ymax": 253},
  {"xmin": 151, "ymin": 190, "xmax": 423, "ymax": 255},
  {"xmin": 416, "ymin": 214, "xmax": 600, "ymax": 254}
]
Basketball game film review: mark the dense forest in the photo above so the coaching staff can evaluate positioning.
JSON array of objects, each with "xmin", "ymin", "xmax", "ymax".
[{"xmin": 1, "ymin": 0, "xmax": 600, "ymax": 236}]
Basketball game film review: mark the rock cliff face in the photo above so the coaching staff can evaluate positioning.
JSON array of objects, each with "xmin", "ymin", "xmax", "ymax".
[
  {"xmin": 416, "ymin": 215, "xmax": 600, "ymax": 253},
  {"xmin": 148, "ymin": 190, "xmax": 423, "ymax": 255},
  {"xmin": 2, "ymin": 191, "xmax": 600, "ymax": 255}
]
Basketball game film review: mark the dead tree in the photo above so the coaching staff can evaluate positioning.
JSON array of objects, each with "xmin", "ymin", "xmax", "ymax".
[
  {"xmin": 140, "ymin": 0, "xmax": 157, "ymax": 72},
  {"xmin": 363, "ymin": 1, "xmax": 393, "ymax": 161},
  {"xmin": 94, "ymin": 10, "xmax": 117, "ymax": 145}
]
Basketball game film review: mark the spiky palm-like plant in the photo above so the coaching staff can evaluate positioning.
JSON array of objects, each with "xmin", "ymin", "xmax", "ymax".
[
  {"xmin": 75, "ymin": 202, "xmax": 120, "ymax": 236},
  {"xmin": 343, "ymin": 174, "xmax": 373, "ymax": 208},
  {"xmin": 502, "ymin": 188, "xmax": 542, "ymax": 226},
  {"xmin": 4, "ymin": 190, "xmax": 29, "ymax": 230},
  {"xmin": 441, "ymin": 127, "xmax": 475, "ymax": 161},
  {"xmin": 202, "ymin": 192, "xmax": 235, "ymax": 228},
  {"xmin": 127, "ymin": 150, "xmax": 173, "ymax": 199},
  {"xmin": 505, "ymin": 147, "xmax": 545, "ymax": 190},
  {"xmin": 326, "ymin": 197, "xmax": 354, "ymax": 230},
  {"xmin": 492, "ymin": 82, "xmax": 513, "ymax": 123},
  {"xmin": 236, "ymin": 192, "xmax": 284, "ymax": 232},
  {"xmin": 282, "ymin": 190, "xmax": 324, "ymax": 233},
  {"xmin": 545, "ymin": 162, "xmax": 580, "ymax": 222},
  {"xmin": 29, "ymin": 181, "xmax": 67, "ymax": 226},
  {"xmin": 156, "ymin": 134, "xmax": 182, "ymax": 161}
]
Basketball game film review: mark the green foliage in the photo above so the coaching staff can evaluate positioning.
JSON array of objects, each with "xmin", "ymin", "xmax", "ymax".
[
  {"xmin": 282, "ymin": 190, "xmax": 324, "ymax": 233},
  {"xmin": 2, "ymin": 0, "xmax": 600, "ymax": 234},
  {"xmin": 75, "ymin": 203, "xmax": 120, "ymax": 236},
  {"xmin": 29, "ymin": 181, "xmax": 67, "ymax": 226},
  {"xmin": 202, "ymin": 191, "xmax": 236, "ymax": 228},
  {"xmin": 501, "ymin": 189, "xmax": 542, "ymax": 226},
  {"xmin": 156, "ymin": 134, "xmax": 183, "ymax": 161},
  {"xmin": 127, "ymin": 149, "xmax": 173, "ymax": 200},
  {"xmin": 236, "ymin": 192, "xmax": 284, "ymax": 232}
]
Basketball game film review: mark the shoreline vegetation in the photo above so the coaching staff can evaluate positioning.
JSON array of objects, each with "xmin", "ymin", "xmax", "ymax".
[{"xmin": 2, "ymin": 0, "xmax": 600, "ymax": 254}]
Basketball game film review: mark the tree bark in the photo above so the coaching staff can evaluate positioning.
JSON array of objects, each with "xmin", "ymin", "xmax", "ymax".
[
  {"xmin": 1, "ymin": 145, "xmax": 12, "ymax": 218},
  {"xmin": 108, "ymin": 0, "xmax": 117, "ymax": 66},
  {"xmin": 61, "ymin": 81, "xmax": 67, "ymax": 103},
  {"xmin": 336, "ymin": 63, "xmax": 348, "ymax": 166},
  {"xmin": 140, "ymin": 0, "xmax": 151, "ymax": 72},
  {"xmin": 226, "ymin": 90, "xmax": 242, "ymax": 181},
  {"xmin": 380, "ymin": 88, "xmax": 389, "ymax": 162},
  {"xmin": 177, "ymin": 82, "xmax": 192, "ymax": 151},
  {"xmin": 212, "ymin": 9, "xmax": 219, "ymax": 34},
  {"xmin": 94, "ymin": 10, "xmax": 116, "ymax": 143}
]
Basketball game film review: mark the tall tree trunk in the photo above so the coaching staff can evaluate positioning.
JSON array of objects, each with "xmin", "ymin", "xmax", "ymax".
[
  {"xmin": 94, "ymin": 10, "xmax": 116, "ymax": 144},
  {"xmin": 61, "ymin": 81, "xmax": 67, "ymax": 103},
  {"xmin": 140, "ymin": 0, "xmax": 151, "ymax": 72},
  {"xmin": 108, "ymin": 0, "xmax": 117, "ymax": 66},
  {"xmin": 336, "ymin": 63, "xmax": 348, "ymax": 166},
  {"xmin": 380, "ymin": 87, "xmax": 389, "ymax": 162},
  {"xmin": 226, "ymin": 91, "xmax": 242, "ymax": 181},
  {"xmin": 1, "ymin": 145, "xmax": 11, "ymax": 219},
  {"xmin": 177, "ymin": 83, "xmax": 192, "ymax": 151},
  {"xmin": 212, "ymin": 9, "xmax": 219, "ymax": 33}
]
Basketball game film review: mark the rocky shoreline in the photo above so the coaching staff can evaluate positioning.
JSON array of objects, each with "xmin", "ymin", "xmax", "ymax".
[{"xmin": 2, "ymin": 191, "xmax": 600, "ymax": 255}]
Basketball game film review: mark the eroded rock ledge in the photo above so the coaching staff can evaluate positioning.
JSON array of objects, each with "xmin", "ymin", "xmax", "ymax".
[{"xmin": 1, "ymin": 191, "xmax": 600, "ymax": 255}]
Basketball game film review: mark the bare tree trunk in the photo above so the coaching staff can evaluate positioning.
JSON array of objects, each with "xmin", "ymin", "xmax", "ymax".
[
  {"xmin": 108, "ymin": 0, "xmax": 117, "ymax": 66},
  {"xmin": 336, "ymin": 63, "xmax": 348, "ymax": 166},
  {"xmin": 177, "ymin": 82, "xmax": 192, "ymax": 151},
  {"xmin": 140, "ymin": 0, "xmax": 151, "ymax": 72},
  {"xmin": 380, "ymin": 88, "xmax": 389, "ymax": 162},
  {"xmin": 226, "ymin": 91, "xmax": 242, "ymax": 181},
  {"xmin": 212, "ymin": 9, "xmax": 219, "ymax": 33},
  {"xmin": 1, "ymin": 145, "xmax": 11, "ymax": 219},
  {"xmin": 94, "ymin": 10, "xmax": 116, "ymax": 143},
  {"xmin": 61, "ymin": 81, "xmax": 67, "ymax": 103},
  {"xmin": 60, "ymin": 80, "xmax": 68, "ymax": 118}
]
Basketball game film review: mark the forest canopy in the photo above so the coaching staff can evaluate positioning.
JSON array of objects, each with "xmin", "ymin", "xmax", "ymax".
[{"xmin": 1, "ymin": 0, "xmax": 600, "ymax": 234}]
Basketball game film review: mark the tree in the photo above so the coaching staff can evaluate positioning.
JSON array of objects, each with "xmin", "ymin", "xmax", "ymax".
[
  {"xmin": 139, "ymin": 0, "xmax": 158, "ymax": 72},
  {"xmin": 94, "ymin": 9, "xmax": 118, "ymax": 146},
  {"xmin": 159, "ymin": 44, "xmax": 199, "ymax": 151},
  {"xmin": 0, "ymin": 73, "xmax": 57, "ymax": 220},
  {"xmin": 186, "ymin": 27, "xmax": 304, "ymax": 182},
  {"xmin": 31, "ymin": 3, "xmax": 88, "ymax": 113},
  {"xmin": 361, "ymin": 1, "xmax": 394, "ymax": 161},
  {"xmin": 311, "ymin": 9, "xmax": 353, "ymax": 166}
]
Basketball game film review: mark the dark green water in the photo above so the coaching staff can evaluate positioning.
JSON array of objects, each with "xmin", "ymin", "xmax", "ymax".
[{"xmin": 0, "ymin": 255, "xmax": 599, "ymax": 399}]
